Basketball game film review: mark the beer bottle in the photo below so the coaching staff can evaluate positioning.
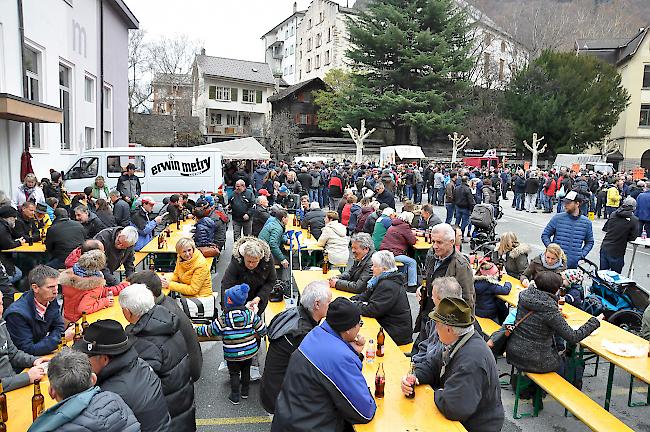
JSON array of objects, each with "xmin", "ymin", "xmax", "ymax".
[
  {"xmin": 157, "ymin": 234, "xmax": 163, "ymax": 250},
  {"xmin": 165, "ymin": 227, "xmax": 171, "ymax": 238},
  {"xmin": 28, "ymin": 230, "xmax": 33, "ymax": 246},
  {"xmin": 374, "ymin": 363, "xmax": 385, "ymax": 399},
  {"xmin": 405, "ymin": 361, "xmax": 417, "ymax": 399},
  {"xmin": 419, "ymin": 277, "xmax": 427, "ymax": 309},
  {"xmin": 376, "ymin": 327, "xmax": 385, "ymax": 357},
  {"xmin": 32, "ymin": 380, "xmax": 45, "ymax": 420},
  {"xmin": 176, "ymin": 219, "xmax": 181, "ymax": 230},
  {"xmin": 293, "ymin": 213, "xmax": 297, "ymax": 226},
  {"xmin": 81, "ymin": 312, "xmax": 90, "ymax": 333},
  {"xmin": 322, "ymin": 252, "xmax": 330, "ymax": 274},
  {"xmin": 0, "ymin": 418, "xmax": 6, "ymax": 432},
  {"xmin": 558, "ymin": 287, "xmax": 566, "ymax": 311},
  {"xmin": 0, "ymin": 381, "xmax": 7, "ymax": 422},
  {"xmin": 60, "ymin": 334, "xmax": 67, "ymax": 351},
  {"xmin": 73, "ymin": 322, "xmax": 82, "ymax": 342}
]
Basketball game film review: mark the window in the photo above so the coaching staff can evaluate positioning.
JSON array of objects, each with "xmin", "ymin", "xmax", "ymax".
[
  {"xmin": 315, "ymin": 55, "xmax": 320, "ymax": 69},
  {"xmin": 501, "ymin": 41, "xmax": 507, "ymax": 53},
  {"xmin": 209, "ymin": 111, "xmax": 222, "ymax": 125},
  {"xmin": 284, "ymin": 66, "xmax": 289, "ymax": 76},
  {"xmin": 290, "ymin": 65, "xmax": 294, "ymax": 74},
  {"xmin": 306, "ymin": 58, "xmax": 311, "ymax": 72},
  {"xmin": 307, "ymin": 38, "xmax": 312, "ymax": 52},
  {"xmin": 85, "ymin": 127, "xmax": 95, "ymax": 150},
  {"xmin": 499, "ymin": 59, "xmax": 505, "ymax": 81},
  {"xmin": 84, "ymin": 76, "xmax": 94, "ymax": 103},
  {"xmin": 59, "ymin": 63, "xmax": 72, "ymax": 150},
  {"xmin": 226, "ymin": 114, "xmax": 238, "ymax": 125},
  {"xmin": 290, "ymin": 26, "xmax": 294, "ymax": 36},
  {"xmin": 484, "ymin": 53, "xmax": 491, "ymax": 77},
  {"xmin": 327, "ymin": 28, "xmax": 331, "ymax": 43},
  {"xmin": 308, "ymin": 19, "xmax": 312, "ymax": 29},
  {"xmin": 285, "ymin": 30, "xmax": 289, "ymax": 39},
  {"xmin": 325, "ymin": 50, "xmax": 330, "ymax": 65},
  {"xmin": 300, "ymin": 114, "xmax": 308, "ymax": 124},
  {"xmin": 209, "ymin": 86, "xmax": 231, "ymax": 101},
  {"xmin": 242, "ymin": 89, "xmax": 263, "ymax": 104},
  {"xmin": 24, "ymin": 45, "xmax": 41, "ymax": 149},
  {"xmin": 64, "ymin": 157, "xmax": 99, "ymax": 180},
  {"xmin": 285, "ymin": 47, "xmax": 289, "ymax": 57},
  {"xmin": 640, "ymin": 104, "xmax": 650, "ymax": 126},
  {"xmin": 104, "ymin": 131, "xmax": 112, "ymax": 147},
  {"xmin": 316, "ymin": 33, "xmax": 322, "ymax": 47},
  {"xmin": 643, "ymin": 65, "xmax": 650, "ymax": 88},
  {"xmin": 299, "ymin": 50, "xmax": 302, "ymax": 60},
  {"xmin": 103, "ymin": 85, "xmax": 112, "ymax": 110},
  {"xmin": 484, "ymin": 33, "xmax": 493, "ymax": 47},
  {"xmin": 319, "ymin": 12, "xmax": 324, "ymax": 23},
  {"xmin": 106, "ymin": 156, "xmax": 145, "ymax": 178},
  {"xmin": 290, "ymin": 44, "xmax": 294, "ymax": 55}
]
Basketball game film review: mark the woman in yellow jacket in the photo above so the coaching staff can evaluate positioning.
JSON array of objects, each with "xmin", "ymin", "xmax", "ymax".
[
  {"xmin": 161, "ymin": 237, "xmax": 213, "ymax": 297},
  {"xmin": 606, "ymin": 179, "xmax": 623, "ymax": 218}
]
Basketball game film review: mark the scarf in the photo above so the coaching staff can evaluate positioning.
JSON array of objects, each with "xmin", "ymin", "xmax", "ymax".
[
  {"xmin": 540, "ymin": 253, "xmax": 563, "ymax": 271},
  {"xmin": 21, "ymin": 184, "xmax": 35, "ymax": 201},
  {"xmin": 72, "ymin": 263, "xmax": 103, "ymax": 278},
  {"xmin": 366, "ymin": 269, "xmax": 399, "ymax": 290},
  {"xmin": 440, "ymin": 327, "xmax": 475, "ymax": 379}
]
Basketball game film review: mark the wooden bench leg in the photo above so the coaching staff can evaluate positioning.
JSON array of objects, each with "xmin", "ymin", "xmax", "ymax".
[
  {"xmin": 513, "ymin": 372, "xmax": 539, "ymax": 419},
  {"xmin": 604, "ymin": 362, "xmax": 616, "ymax": 411},
  {"xmin": 627, "ymin": 376, "xmax": 650, "ymax": 407}
]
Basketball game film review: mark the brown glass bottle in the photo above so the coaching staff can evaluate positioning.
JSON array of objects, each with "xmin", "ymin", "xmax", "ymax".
[
  {"xmin": 176, "ymin": 219, "xmax": 181, "ymax": 230},
  {"xmin": 32, "ymin": 380, "xmax": 45, "ymax": 420},
  {"xmin": 405, "ymin": 361, "xmax": 417, "ymax": 399},
  {"xmin": 322, "ymin": 252, "xmax": 330, "ymax": 274},
  {"xmin": 374, "ymin": 363, "xmax": 385, "ymax": 398},
  {"xmin": 0, "ymin": 381, "xmax": 7, "ymax": 422},
  {"xmin": 0, "ymin": 418, "xmax": 6, "ymax": 432},
  {"xmin": 157, "ymin": 234, "xmax": 163, "ymax": 249},
  {"xmin": 73, "ymin": 322, "xmax": 82, "ymax": 342},
  {"xmin": 81, "ymin": 312, "xmax": 90, "ymax": 333},
  {"xmin": 376, "ymin": 327, "xmax": 385, "ymax": 357},
  {"xmin": 60, "ymin": 335, "xmax": 67, "ymax": 351}
]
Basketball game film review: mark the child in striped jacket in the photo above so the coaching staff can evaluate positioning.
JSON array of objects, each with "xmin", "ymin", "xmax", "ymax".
[{"xmin": 195, "ymin": 283, "xmax": 267, "ymax": 405}]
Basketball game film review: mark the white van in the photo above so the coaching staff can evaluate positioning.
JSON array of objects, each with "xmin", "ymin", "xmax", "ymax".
[{"xmin": 62, "ymin": 147, "xmax": 224, "ymax": 208}]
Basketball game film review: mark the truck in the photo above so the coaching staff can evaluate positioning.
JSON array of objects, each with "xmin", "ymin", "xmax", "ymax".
[
  {"xmin": 553, "ymin": 154, "xmax": 614, "ymax": 174},
  {"xmin": 62, "ymin": 147, "xmax": 224, "ymax": 209}
]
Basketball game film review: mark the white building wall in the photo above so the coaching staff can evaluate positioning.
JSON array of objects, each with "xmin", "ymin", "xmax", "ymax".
[{"xmin": 262, "ymin": 14, "xmax": 302, "ymax": 85}]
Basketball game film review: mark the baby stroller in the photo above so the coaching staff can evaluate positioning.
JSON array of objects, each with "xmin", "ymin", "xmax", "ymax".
[
  {"xmin": 578, "ymin": 259, "xmax": 649, "ymax": 334},
  {"xmin": 470, "ymin": 204, "xmax": 498, "ymax": 251}
]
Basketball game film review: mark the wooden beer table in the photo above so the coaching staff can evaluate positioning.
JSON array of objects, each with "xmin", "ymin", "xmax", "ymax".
[
  {"xmin": 499, "ymin": 275, "xmax": 650, "ymax": 411},
  {"xmin": 1, "ymin": 242, "xmax": 47, "ymax": 253},
  {"xmin": 291, "ymin": 270, "xmax": 466, "ymax": 431},
  {"xmin": 138, "ymin": 219, "xmax": 195, "ymax": 254}
]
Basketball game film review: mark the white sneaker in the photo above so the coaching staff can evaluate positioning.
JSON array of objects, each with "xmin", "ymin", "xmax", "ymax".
[{"xmin": 250, "ymin": 366, "xmax": 262, "ymax": 381}]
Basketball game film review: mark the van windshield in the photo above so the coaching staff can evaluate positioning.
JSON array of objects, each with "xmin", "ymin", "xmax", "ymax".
[{"xmin": 64, "ymin": 157, "xmax": 98, "ymax": 180}]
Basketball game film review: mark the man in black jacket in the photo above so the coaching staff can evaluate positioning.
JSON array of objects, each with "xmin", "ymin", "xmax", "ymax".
[
  {"xmin": 73, "ymin": 319, "xmax": 171, "ymax": 432},
  {"xmin": 128, "ymin": 271, "xmax": 202, "ymax": 382},
  {"xmin": 251, "ymin": 195, "xmax": 271, "ymax": 237},
  {"xmin": 45, "ymin": 208, "xmax": 85, "ymax": 269},
  {"xmin": 374, "ymin": 182, "xmax": 396, "ymax": 209},
  {"xmin": 120, "ymin": 285, "xmax": 196, "ymax": 432},
  {"xmin": 300, "ymin": 201, "xmax": 326, "ymax": 239},
  {"xmin": 94, "ymin": 226, "xmax": 137, "ymax": 285},
  {"xmin": 601, "ymin": 197, "xmax": 639, "ymax": 273},
  {"xmin": 0, "ymin": 206, "xmax": 24, "ymax": 284},
  {"xmin": 229, "ymin": 180, "xmax": 254, "ymax": 242},
  {"xmin": 413, "ymin": 204, "xmax": 442, "ymax": 230},
  {"xmin": 330, "ymin": 233, "xmax": 373, "ymax": 294},
  {"xmin": 74, "ymin": 205, "xmax": 107, "ymax": 239},
  {"xmin": 454, "ymin": 177, "xmax": 475, "ymax": 239},
  {"xmin": 260, "ymin": 280, "xmax": 331, "ymax": 413},
  {"xmin": 116, "ymin": 163, "xmax": 141, "ymax": 205},
  {"xmin": 109, "ymin": 190, "xmax": 131, "ymax": 227},
  {"xmin": 297, "ymin": 167, "xmax": 312, "ymax": 195},
  {"xmin": 13, "ymin": 201, "xmax": 41, "ymax": 243}
]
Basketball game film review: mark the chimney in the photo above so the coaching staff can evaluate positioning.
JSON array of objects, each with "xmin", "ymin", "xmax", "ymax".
[
  {"xmin": 293, "ymin": 1, "xmax": 297, "ymax": 13},
  {"xmin": 200, "ymin": 47, "xmax": 206, "ymax": 56}
]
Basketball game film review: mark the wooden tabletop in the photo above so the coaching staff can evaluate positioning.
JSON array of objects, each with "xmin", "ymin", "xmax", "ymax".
[
  {"xmin": 138, "ymin": 219, "xmax": 195, "ymax": 254},
  {"xmin": 291, "ymin": 270, "xmax": 466, "ymax": 432},
  {"xmin": 413, "ymin": 235, "xmax": 432, "ymax": 251},
  {"xmin": 1, "ymin": 242, "xmax": 47, "ymax": 253},
  {"xmin": 499, "ymin": 275, "xmax": 650, "ymax": 385},
  {"xmin": 284, "ymin": 224, "xmax": 324, "ymax": 251}
]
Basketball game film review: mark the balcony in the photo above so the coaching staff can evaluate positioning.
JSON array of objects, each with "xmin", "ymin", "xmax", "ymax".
[{"xmin": 206, "ymin": 125, "xmax": 262, "ymax": 137}]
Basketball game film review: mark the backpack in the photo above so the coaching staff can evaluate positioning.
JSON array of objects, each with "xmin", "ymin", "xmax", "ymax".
[{"xmin": 470, "ymin": 204, "xmax": 494, "ymax": 230}]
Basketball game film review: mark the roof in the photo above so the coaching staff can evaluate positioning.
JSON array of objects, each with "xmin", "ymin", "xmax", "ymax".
[
  {"xmin": 195, "ymin": 137, "xmax": 270, "ymax": 160},
  {"xmin": 268, "ymin": 78, "xmax": 325, "ymax": 102},
  {"xmin": 107, "ymin": 0, "xmax": 139, "ymax": 29},
  {"xmin": 260, "ymin": 11, "xmax": 306, "ymax": 39},
  {"xmin": 381, "ymin": 146, "xmax": 426, "ymax": 160},
  {"xmin": 195, "ymin": 55, "xmax": 276, "ymax": 86},
  {"xmin": 576, "ymin": 27, "xmax": 649, "ymax": 66},
  {"xmin": 151, "ymin": 73, "xmax": 192, "ymax": 86}
]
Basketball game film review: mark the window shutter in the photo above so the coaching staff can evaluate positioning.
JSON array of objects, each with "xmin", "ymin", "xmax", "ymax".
[
  {"xmin": 231, "ymin": 88, "xmax": 238, "ymax": 101},
  {"xmin": 312, "ymin": 114, "xmax": 318, "ymax": 126},
  {"xmin": 295, "ymin": 114, "xmax": 300, "ymax": 124},
  {"xmin": 209, "ymin": 86, "xmax": 216, "ymax": 99},
  {"xmin": 256, "ymin": 90, "xmax": 263, "ymax": 104},
  {"xmin": 306, "ymin": 114, "xmax": 311, "ymax": 125}
]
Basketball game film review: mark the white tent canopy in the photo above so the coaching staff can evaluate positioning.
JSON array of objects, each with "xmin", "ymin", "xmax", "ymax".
[
  {"xmin": 393, "ymin": 145, "xmax": 426, "ymax": 159},
  {"xmin": 196, "ymin": 137, "xmax": 270, "ymax": 160}
]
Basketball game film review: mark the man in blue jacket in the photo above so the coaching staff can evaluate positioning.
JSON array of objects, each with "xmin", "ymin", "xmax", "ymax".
[
  {"xmin": 541, "ymin": 191, "xmax": 594, "ymax": 269},
  {"xmin": 5, "ymin": 265, "xmax": 67, "ymax": 356},
  {"xmin": 130, "ymin": 197, "xmax": 163, "ymax": 251},
  {"xmin": 272, "ymin": 297, "xmax": 376, "ymax": 432},
  {"xmin": 635, "ymin": 184, "xmax": 650, "ymax": 236}
]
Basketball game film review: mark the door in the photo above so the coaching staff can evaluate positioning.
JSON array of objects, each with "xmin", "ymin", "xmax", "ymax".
[{"xmin": 641, "ymin": 149, "xmax": 650, "ymax": 172}]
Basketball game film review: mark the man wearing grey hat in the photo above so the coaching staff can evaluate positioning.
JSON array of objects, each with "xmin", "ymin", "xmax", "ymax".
[
  {"xmin": 601, "ymin": 196, "xmax": 639, "ymax": 273},
  {"xmin": 272, "ymin": 297, "xmax": 376, "ymax": 432},
  {"xmin": 401, "ymin": 297, "xmax": 504, "ymax": 432}
]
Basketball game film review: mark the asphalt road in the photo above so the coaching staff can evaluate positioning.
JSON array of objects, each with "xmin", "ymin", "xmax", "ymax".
[{"xmin": 192, "ymin": 194, "xmax": 649, "ymax": 432}]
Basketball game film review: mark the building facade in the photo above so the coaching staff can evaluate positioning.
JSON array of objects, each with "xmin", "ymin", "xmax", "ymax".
[
  {"xmin": 151, "ymin": 73, "xmax": 193, "ymax": 117},
  {"xmin": 576, "ymin": 29, "xmax": 650, "ymax": 170},
  {"xmin": 192, "ymin": 54, "xmax": 275, "ymax": 143},
  {"xmin": 0, "ymin": 0, "xmax": 138, "ymax": 193},
  {"xmin": 261, "ymin": 2, "xmax": 305, "ymax": 86}
]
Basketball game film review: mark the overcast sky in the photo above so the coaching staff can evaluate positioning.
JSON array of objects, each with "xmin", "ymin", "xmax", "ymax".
[{"xmin": 124, "ymin": 0, "xmax": 357, "ymax": 62}]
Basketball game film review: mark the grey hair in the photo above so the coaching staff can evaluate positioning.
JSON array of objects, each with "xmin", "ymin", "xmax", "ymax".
[
  {"xmin": 351, "ymin": 233, "xmax": 373, "ymax": 251},
  {"xmin": 48, "ymin": 349, "xmax": 93, "ymax": 399},
  {"xmin": 300, "ymin": 280, "xmax": 331, "ymax": 312},
  {"xmin": 431, "ymin": 223, "xmax": 455, "ymax": 241},
  {"xmin": 109, "ymin": 189, "xmax": 121, "ymax": 198},
  {"xmin": 256, "ymin": 195, "xmax": 267, "ymax": 204},
  {"xmin": 118, "ymin": 226, "xmax": 138, "ymax": 246},
  {"xmin": 371, "ymin": 250, "xmax": 397, "ymax": 271},
  {"xmin": 28, "ymin": 265, "xmax": 60, "ymax": 288},
  {"xmin": 118, "ymin": 283, "xmax": 155, "ymax": 318},
  {"xmin": 431, "ymin": 277, "xmax": 462, "ymax": 299},
  {"xmin": 449, "ymin": 325, "xmax": 474, "ymax": 337},
  {"xmin": 235, "ymin": 179, "xmax": 246, "ymax": 186},
  {"xmin": 310, "ymin": 201, "xmax": 320, "ymax": 209},
  {"xmin": 74, "ymin": 205, "xmax": 89, "ymax": 214},
  {"xmin": 239, "ymin": 239, "xmax": 266, "ymax": 259}
]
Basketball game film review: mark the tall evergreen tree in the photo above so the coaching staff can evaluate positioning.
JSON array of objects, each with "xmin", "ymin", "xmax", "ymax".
[{"xmin": 316, "ymin": 0, "xmax": 473, "ymax": 143}]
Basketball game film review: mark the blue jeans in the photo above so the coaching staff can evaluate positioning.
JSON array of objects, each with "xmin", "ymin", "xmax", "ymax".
[
  {"xmin": 309, "ymin": 188, "xmax": 318, "ymax": 203},
  {"xmin": 455, "ymin": 207, "xmax": 471, "ymax": 235},
  {"xmin": 514, "ymin": 192, "xmax": 524, "ymax": 210},
  {"xmin": 395, "ymin": 255, "xmax": 418, "ymax": 287},
  {"xmin": 415, "ymin": 184, "xmax": 423, "ymax": 204},
  {"xmin": 445, "ymin": 203, "xmax": 456, "ymax": 224},
  {"xmin": 437, "ymin": 188, "xmax": 445, "ymax": 206},
  {"xmin": 8, "ymin": 266, "xmax": 22, "ymax": 284},
  {"xmin": 599, "ymin": 249, "xmax": 625, "ymax": 274},
  {"xmin": 319, "ymin": 187, "xmax": 329, "ymax": 208},
  {"xmin": 405, "ymin": 185, "xmax": 414, "ymax": 200}
]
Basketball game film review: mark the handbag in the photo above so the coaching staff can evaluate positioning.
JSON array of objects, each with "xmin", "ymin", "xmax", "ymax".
[
  {"xmin": 197, "ymin": 245, "xmax": 219, "ymax": 258},
  {"xmin": 489, "ymin": 310, "xmax": 533, "ymax": 358}
]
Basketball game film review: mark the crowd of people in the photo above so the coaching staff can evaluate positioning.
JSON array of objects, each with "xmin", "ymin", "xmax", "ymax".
[{"xmin": 0, "ymin": 158, "xmax": 649, "ymax": 432}]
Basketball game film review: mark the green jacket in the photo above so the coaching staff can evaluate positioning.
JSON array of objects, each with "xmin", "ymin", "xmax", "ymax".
[
  {"xmin": 259, "ymin": 217, "xmax": 286, "ymax": 262},
  {"xmin": 91, "ymin": 185, "xmax": 110, "ymax": 199},
  {"xmin": 372, "ymin": 215, "xmax": 391, "ymax": 250}
]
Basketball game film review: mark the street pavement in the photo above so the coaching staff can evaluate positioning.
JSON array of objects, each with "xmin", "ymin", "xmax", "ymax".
[{"xmin": 192, "ymin": 194, "xmax": 649, "ymax": 432}]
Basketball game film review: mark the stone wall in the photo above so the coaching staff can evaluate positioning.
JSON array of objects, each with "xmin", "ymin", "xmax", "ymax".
[{"xmin": 130, "ymin": 113, "xmax": 202, "ymax": 147}]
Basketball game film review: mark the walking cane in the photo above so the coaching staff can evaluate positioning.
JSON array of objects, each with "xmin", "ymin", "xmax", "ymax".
[
  {"xmin": 286, "ymin": 229, "xmax": 296, "ymax": 307},
  {"xmin": 295, "ymin": 231, "xmax": 303, "ymax": 270}
]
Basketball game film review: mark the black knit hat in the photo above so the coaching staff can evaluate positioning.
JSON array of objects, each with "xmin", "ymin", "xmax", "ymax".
[
  {"xmin": 0, "ymin": 205, "xmax": 18, "ymax": 219},
  {"xmin": 326, "ymin": 298, "xmax": 361, "ymax": 332}
]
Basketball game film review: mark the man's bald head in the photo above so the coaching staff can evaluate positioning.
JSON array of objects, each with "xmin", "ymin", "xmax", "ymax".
[{"xmin": 81, "ymin": 239, "xmax": 104, "ymax": 253}]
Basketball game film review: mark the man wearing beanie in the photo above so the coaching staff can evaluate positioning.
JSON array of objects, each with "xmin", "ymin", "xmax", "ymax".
[
  {"xmin": 401, "ymin": 297, "xmax": 503, "ymax": 432},
  {"xmin": 601, "ymin": 196, "xmax": 639, "ymax": 273},
  {"xmin": 195, "ymin": 283, "xmax": 267, "ymax": 405},
  {"xmin": 272, "ymin": 297, "xmax": 376, "ymax": 432}
]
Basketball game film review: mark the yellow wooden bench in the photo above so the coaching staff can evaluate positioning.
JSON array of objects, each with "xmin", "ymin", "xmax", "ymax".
[
  {"xmin": 476, "ymin": 317, "xmax": 501, "ymax": 337},
  {"xmin": 134, "ymin": 252, "xmax": 148, "ymax": 266},
  {"xmin": 524, "ymin": 372, "xmax": 635, "ymax": 431},
  {"xmin": 398, "ymin": 342, "xmax": 413, "ymax": 354}
]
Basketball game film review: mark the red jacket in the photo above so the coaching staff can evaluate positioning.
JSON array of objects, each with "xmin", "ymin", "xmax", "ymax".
[
  {"xmin": 544, "ymin": 178, "xmax": 557, "ymax": 197},
  {"xmin": 380, "ymin": 218, "xmax": 416, "ymax": 256},
  {"xmin": 60, "ymin": 269, "xmax": 111, "ymax": 323},
  {"xmin": 341, "ymin": 204, "xmax": 352, "ymax": 226},
  {"xmin": 64, "ymin": 247, "xmax": 129, "ymax": 296}
]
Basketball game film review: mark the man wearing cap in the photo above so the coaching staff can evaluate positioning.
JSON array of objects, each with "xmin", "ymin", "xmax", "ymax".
[
  {"xmin": 601, "ymin": 197, "xmax": 639, "ymax": 273},
  {"xmin": 130, "ymin": 197, "xmax": 163, "ymax": 251},
  {"xmin": 276, "ymin": 185, "xmax": 297, "ymax": 209},
  {"xmin": 251, "ymin": 195, "xmax": 271, "ymax": 237},
  {"xmin": 117, "ymin": 163, "xmax": 141, "ymax": 204},
  {"xmin": 34, "ymin": 202, "xmax": 52, "ymax": 231},
  {"xmin": 272, "ymin": 297, "xmax": 376, "ymax": 432},
  {"xmin": 229, "ymin": 179, "xmax": 255, "ymax": 242},
  {"xmin": 401, "ymin": 297, "xmax": 504, "ymax": 432},
  {"xmin": 541, "ymin": 190, "xmax": 594, "ymax": 269},
  {"xmin": 74, "ymin": 319, "xmax": 171, "ymax": 432}
]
